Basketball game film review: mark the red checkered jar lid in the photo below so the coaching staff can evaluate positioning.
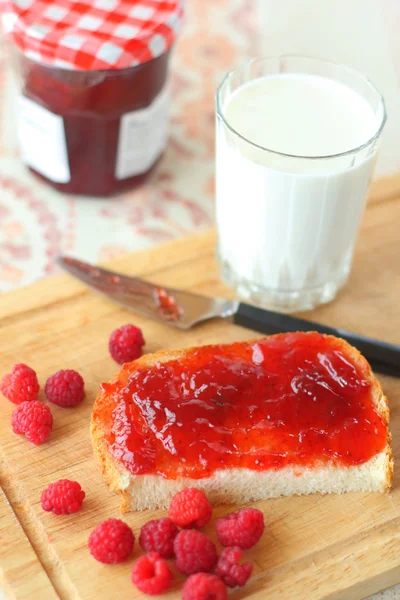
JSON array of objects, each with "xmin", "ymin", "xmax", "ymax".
[{"xmin": 1, "ymin": 0, "xmax": 183, "ymax": 70}]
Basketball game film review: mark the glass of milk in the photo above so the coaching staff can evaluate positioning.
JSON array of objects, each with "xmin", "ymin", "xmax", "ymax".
[{"xmin": 216, "ymin": 56, "xmax": 386, "ymax": 312}]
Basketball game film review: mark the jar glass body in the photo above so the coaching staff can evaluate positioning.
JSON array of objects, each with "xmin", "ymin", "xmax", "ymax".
[{"xmin": 11, "ymin": 47, "xmax": 171, "ymax": 196}]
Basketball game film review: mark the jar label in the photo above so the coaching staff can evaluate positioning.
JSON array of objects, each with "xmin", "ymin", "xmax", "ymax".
[
  {"xmin": 116, "ymin": 86, "xmax": 169, "ymax": 180},
  {"xmin": 17, "ymin": 96, "xmax": 71, "ymax": 183}
]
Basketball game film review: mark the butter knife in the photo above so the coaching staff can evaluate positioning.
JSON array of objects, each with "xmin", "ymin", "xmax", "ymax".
[{"xmin": 57, "ymin": 256, "xmax": 400, "ymax": 375}]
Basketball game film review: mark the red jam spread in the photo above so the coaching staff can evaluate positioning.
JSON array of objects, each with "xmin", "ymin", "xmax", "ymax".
[
  {"xmin": 93, "ymin": 332, "xmax": 387, "ymax": 479},
  {"xmin": 16, "ymin": 51, "xmax": 170, "ymax": 196}
]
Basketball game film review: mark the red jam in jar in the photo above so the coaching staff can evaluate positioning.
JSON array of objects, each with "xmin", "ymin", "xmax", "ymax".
[
  {"xmin": 2, "ymin": 0, "xmax": 182, "ymax": 196},
  {"xmin": 93, "ymin": 332, "xmax": 388, "ymax": 480}
]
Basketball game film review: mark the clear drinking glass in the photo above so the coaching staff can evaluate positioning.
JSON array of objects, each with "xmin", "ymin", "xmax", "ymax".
[{"xmin": 216, "ymin": 56, "xmax": 386, "ymax": 313}]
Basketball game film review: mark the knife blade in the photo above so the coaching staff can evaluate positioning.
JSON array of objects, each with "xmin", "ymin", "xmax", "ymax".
[
  {"xmin": 57, "ymin": 256, "xmax": 400, "ymax": 375},
  {"xmin": 56, "ymin": 256, "xmax": 238, "ymax": 329}
]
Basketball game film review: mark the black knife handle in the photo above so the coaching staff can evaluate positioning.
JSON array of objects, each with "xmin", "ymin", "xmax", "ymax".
[{"xmin": 234, "ymin": 302, "xmax": 400, "ymax": 374}]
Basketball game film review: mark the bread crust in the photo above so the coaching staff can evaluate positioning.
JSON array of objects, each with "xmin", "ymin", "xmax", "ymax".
[{"xmin": 90, "ymin": 333, "xmax": 393, "ymax": 512}]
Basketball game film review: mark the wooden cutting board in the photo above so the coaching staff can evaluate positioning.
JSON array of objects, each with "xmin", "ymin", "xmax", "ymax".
[{"xmin": 1, "ymin": 178, "xmax": 400, "ymax": 600}]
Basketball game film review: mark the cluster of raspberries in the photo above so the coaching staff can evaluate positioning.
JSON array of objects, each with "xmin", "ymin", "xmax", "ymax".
[
  {"xmin": 87, "ymin": 487, "xmax": 265, "ymax": 598},
  {"xmin": 0, "ymin": 324, "xmax": 144, "ymax": 445},
  {"xmin": 0, "ymin": 363, "xmax": 85, "ymax": 444}
]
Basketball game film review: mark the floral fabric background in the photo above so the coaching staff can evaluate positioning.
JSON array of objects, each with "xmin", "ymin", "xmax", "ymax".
[{"xmin": 0, "ymin": 0, "xmax": 254, "ymax": 292}]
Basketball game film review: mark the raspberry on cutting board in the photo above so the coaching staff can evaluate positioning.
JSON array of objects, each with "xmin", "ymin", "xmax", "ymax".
[
  {"xmin": 41, "ymin": 480, "xmax": 85, "ymax": 515},
  {"xmin": 108, "ymin": 324, "xmax": 145, "ymax": 364},
  {"xmin": 88, "ymin": 518, "xmax": 134, "ymax": 564},
  {"xmin": 139, "ymin": 517, "xmax": 179, "ymax": 558},
  {"xmin": 11, "ymin": 400, "xmax": 53, "ymax": 445},
  {"xmin": 182, "ymin": 573, "xmax": 228, "ymax": 600},
  {"xmin": 169, "ymin": 487, "xmax": 212, "ymax": 528},
  {"xmin": 131, "ymin": 552, "xmax": 172, "ymax": 595},
  {"xmin": 173, "ymin": 530, "xmax": 217, "ymax": 575},
  {"xmin": 216, "ymin": 507, "xmax": 265, "ymax": 550},
  {"xmin": 0, "ymin": 363, "xmax": 40, "ymax": 404},
  {"xmin": 215, "ymin": 546, "xmax": 253, "ymax": 588},
  {"xmin": 45, "ymin": 369, "xmax": 85, "ymax": 408}
]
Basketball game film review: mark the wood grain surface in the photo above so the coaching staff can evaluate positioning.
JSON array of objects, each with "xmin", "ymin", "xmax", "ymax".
[{"xmin": 0, "ymin": 185, "xmax": 400, "ymax": 600}]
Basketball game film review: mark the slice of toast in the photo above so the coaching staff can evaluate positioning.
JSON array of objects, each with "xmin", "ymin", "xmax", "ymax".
[{"xmin": 91, "ymin": 332, "xmax": 393, "ymax": 512}]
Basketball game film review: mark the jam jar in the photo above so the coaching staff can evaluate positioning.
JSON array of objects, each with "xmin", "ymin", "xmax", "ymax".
[{"xmin": 1, "ymin": 0, "xmax": 183, "ymax": 197}]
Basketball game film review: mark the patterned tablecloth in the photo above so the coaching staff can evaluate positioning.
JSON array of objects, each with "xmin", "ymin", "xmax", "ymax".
[{"xmin": 0, "ymin": 0, "xmax": 398, "ymax": 597}]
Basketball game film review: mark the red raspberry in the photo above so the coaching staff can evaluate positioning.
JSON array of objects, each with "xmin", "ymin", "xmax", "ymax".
[
  {"xmin": 109, "ymin": 324, "xmax": 145, "ymax": 364},
  {"xmin": 11, "ymin": 400, "xmax": 53, "ymax": 445},
  {"xmin": 173, "ymin": 530, "xmax": 217, "ymax": 575},
  {"xmin": 88, "ymin": 518, "xmax": 134, "ymax": 564},
  {"xmin": 1, "ymin": 364, "xmax": 39, "ymax": 404},
  {"xmin": 131, "ymin": 552, "xmax": 172, "ymax": 595},
  {"xmin": 182, "ymin": 573, "xmax": 227, "ymax": 600},
  {"xmin": 45, "ymin": 369, "xmax": 85, "ymax": 408},
  {"xmin": 41, "ymin": 480, "xmax": 85, "ymax": 515},
  {"xmin": 169, "ymin": 487, "xmax": 212, "ymax": 529},
  {"xmin": 216, "ymin": 508, "xmax": 264, "ymax": 550},
  {"xmin": 215, "ymin": 546, "xmax": 253, "ymax": 588},
  {"xmin": 139, "ymin": 517, "xmax": 179, "ymax": 558}
]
